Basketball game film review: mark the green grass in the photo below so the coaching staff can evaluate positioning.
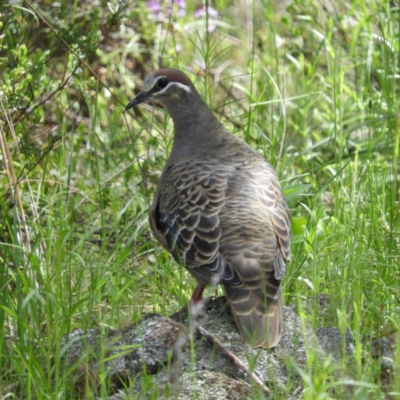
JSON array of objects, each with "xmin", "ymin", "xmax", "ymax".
[{"xmin": 0, "ymin": 0, "xmax": 399, "ymax": 398}]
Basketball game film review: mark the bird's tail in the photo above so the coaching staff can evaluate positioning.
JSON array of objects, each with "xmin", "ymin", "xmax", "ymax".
[{"xmin": 224, "ymin": 281, "xmax": 283, "ymax": 349}]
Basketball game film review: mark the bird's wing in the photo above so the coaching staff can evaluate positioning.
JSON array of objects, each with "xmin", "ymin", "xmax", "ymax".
[
  {"xmin": 222, "ymin": 160, "xmax": 291, "ymax": 271},
  {"xmin": 149, "ymin": 160, "xmax": 242, "ymax": 287},
  {"xmin": 218, "ymin": 161, "xmax": 291, "ymax": 348},
  {"xmin": 256, "ymin": 167, "xmax": 291, "ymax": 277}
]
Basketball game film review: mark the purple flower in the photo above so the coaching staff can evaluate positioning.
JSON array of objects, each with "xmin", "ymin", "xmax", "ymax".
[
  {"xmin": 148, "ymin": 0, "xmax": 161, "ymax": 15},
  {"xmin": 195, "ymin": 6, "xmax": 218, "ymax": 32},
  {"xmin": 177, "ymin": 1, "xmax": 186, "ymax": 17},
  {"xmin": 148, "ymin": 0, "xmax": 186, "ymax": 18},
  {"xmin": 195, "ymin": 6, "xmax": 218, "ymax": 19},
  {"xmin": 175, "ymin": 0, "xmax": 186, "ymax": 10}
]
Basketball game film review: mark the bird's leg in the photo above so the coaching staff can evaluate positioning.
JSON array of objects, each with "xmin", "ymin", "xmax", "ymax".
[
  {"xmin": 190, "ymin": 284, "xmax": 205, "ymax": 304},
  {"xmin": 188, "ymin": 285, "xmax": 209, "ymax": 321}
]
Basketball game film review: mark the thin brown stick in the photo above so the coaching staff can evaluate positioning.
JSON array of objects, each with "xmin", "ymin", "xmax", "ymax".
[{"xmin": 196, "ymin": 326, "xmax": 270, "ymax": 397}]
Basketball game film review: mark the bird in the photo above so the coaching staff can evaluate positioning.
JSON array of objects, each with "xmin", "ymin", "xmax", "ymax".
[{"xmin": 125, "ymin": 68, "xmax": 291, "ymax": 348}]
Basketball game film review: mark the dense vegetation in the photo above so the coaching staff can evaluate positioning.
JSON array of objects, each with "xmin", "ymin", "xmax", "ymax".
[{"xmin": 0, "ymin": 0, "xmax": 399, "ymax": 398}]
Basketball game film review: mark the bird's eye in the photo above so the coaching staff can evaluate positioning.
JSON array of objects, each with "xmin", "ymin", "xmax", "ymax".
[{"xmin": 156, "ymin": 77, "xmax": 169, "ymax": 89}]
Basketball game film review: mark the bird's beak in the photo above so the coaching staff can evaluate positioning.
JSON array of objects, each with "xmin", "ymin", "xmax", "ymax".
[{"xmin": 125, "ymin": 91, "xmax": 150, "ymax": 111}]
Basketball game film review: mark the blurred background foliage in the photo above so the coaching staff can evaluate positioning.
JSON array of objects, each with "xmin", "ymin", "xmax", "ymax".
[{"xmin": 0, "ymin": 0, "xmax": 399, "ymax": 398}]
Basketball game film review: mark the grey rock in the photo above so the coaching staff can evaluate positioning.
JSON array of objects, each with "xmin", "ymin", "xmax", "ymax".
[{"xmin": 60, "ymin": 297, "xmax": 395, "ymax": 398}]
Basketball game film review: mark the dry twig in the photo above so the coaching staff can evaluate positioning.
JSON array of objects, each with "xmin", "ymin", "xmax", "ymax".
[{"xmin": 196, "ymin": 325, "xmax": 271, "ymax": 397}]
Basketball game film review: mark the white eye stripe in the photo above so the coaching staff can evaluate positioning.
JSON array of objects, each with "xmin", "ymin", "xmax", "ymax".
[{"xmin": 156, "ymin": 81, "xmax": 192, "ymax": 95}]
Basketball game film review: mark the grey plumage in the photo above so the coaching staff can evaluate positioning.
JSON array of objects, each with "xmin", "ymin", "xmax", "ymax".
[{"xmin": 126, "ymin": 68, "xmax": 291, "ymax": 348}]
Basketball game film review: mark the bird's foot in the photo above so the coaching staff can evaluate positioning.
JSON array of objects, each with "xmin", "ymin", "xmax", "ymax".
[
  {"xmin": 188, "ymin": 295, "xmax": 212, "ymax": 321},
  {"xmin": 169, "ymin": 285, "xmax": 210, "ymax": 322}
]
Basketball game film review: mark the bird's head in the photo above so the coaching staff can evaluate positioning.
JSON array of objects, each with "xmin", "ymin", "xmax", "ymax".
[{"xmin": 125, "ymin": 68, "xmax": 195, "ymax": 112}]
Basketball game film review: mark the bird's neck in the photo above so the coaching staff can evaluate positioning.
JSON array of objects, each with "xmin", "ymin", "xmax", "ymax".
[{"xmin": 165, "ymin": 95, "xmax": 224, "ymax": 161}]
